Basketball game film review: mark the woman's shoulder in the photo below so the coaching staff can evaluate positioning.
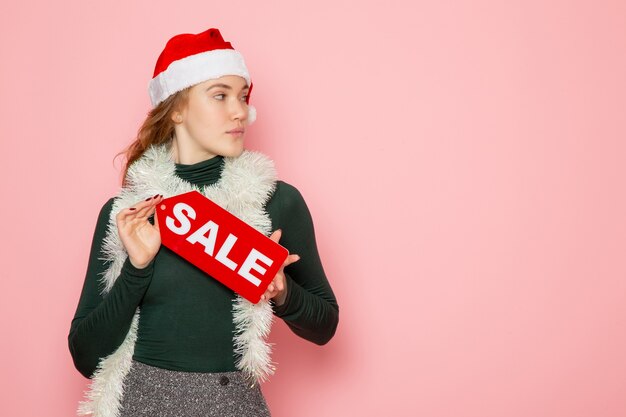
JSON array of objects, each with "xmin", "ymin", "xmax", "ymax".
[
  {"xmin": 270, "ymin": 180, "xmax": 308, "ymax": 208},
  {"xmin": 95, "ymin": 197, "xmax": 116, "ymax": 225},
  {"xmin": 101, "ymin": 196, "xmax": 116, "ymax": 212},
  {"xmin": 265, "ymin": 180, "xmax": 315, "ymax": 227},
  {"xmin": 86, "ymin": 197, "xmax": 117, "ymax": 247}
]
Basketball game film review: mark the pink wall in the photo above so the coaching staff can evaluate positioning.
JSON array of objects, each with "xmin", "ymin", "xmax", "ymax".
[{"xmin": 1, "ymin": 1, "xmax": 625, "ymax": 416}]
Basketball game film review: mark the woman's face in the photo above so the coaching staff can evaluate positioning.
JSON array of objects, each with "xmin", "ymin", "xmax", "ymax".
[{"xmin": 173, "ymin": 75, "xmax": 250, "ymax": 161}]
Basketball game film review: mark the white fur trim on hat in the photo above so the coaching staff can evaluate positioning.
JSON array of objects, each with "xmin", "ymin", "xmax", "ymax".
[{"xmin": 148, "ymin": 49, "xmax": 251, "ymax": 107}]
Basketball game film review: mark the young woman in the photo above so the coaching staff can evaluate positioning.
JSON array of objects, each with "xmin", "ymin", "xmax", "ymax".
[{"xmin": 68, "ymin": 28, "xmax": 339, "ymax": 417}]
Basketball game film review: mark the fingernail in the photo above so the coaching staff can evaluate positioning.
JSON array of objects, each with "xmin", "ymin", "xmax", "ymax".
[
  {"xmin": 145, "ymin": 196, "xmax": 152, "ymax": 201},
  {"xmin": 129, "ymin": 208, "xmax": 136, "ymax": 211},
  {"xmin": 153, "ymin": 193, "xmax": 159, "ymax": 199}
]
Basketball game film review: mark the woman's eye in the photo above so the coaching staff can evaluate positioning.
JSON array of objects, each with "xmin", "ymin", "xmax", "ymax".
[{"xmin": 213, "ymin": 94, "xmax": 248, "ymax": 102}]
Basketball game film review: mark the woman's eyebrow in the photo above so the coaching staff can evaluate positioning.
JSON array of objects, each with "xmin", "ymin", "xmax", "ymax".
[{"xmin": 206, "ymin": 83, "xmax": 249, "ymax": 91}]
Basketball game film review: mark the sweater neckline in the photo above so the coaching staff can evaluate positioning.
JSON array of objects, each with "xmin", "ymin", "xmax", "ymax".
[{"xmin": 174, "ymin": 154, "xmax": 225, "ymax": 187}]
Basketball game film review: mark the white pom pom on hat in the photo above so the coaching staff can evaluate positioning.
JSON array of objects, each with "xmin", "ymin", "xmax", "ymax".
[{"xmin": 148, "ymin": 28, "xmax": 257, "ymax": 125}]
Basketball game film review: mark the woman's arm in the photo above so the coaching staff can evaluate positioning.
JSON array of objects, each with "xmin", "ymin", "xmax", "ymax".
[
  {"xmin": 267, "ymin": 181, "xmax": 339, "ymax": 345},
  {"xmin": 68, "ymin": 198, "xmax": 155, "ymax": 378}
]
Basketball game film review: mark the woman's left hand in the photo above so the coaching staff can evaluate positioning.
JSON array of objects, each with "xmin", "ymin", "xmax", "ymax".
[{"xmin": 261, "ymin": 229, "xmax": 300, "ymax": 305}]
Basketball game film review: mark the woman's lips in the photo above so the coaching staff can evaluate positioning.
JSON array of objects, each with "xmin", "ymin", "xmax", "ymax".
[{"xmin": 226, "ymin": 129, "xmax": 244, "ymax": 137}]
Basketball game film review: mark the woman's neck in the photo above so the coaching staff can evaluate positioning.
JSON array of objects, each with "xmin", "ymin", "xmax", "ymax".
[{"xmin": 170, "ymin": 133, "xmax": 219, "ymax": 165}]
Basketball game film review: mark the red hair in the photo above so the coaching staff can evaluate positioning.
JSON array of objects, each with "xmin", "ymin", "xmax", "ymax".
[{"xmin": 115, "ymin": 88, "xmax": 190, "ymax": 187}]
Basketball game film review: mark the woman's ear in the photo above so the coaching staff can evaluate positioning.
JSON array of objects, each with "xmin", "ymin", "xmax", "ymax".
[{"xmin": 171, "ymin": 111, "xmax": 183, "ymax": 124}]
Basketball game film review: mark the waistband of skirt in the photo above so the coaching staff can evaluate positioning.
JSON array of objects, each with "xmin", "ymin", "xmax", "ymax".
[{"xmin": 129, "ymin": 358, "xmax": 246, "ymax": 378}]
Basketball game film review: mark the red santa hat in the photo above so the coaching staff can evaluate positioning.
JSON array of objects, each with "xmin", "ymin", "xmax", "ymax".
[{"xmin": 148, "ymin": 28, "xmax": 257, "ymax": 124}]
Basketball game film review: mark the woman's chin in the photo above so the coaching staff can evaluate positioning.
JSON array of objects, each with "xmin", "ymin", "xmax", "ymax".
[{"xmin": 222, "ymin": 145, "xmax": 245, "ymax": 158}]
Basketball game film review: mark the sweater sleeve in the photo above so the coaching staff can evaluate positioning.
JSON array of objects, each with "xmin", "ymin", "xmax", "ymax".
[
  {"xmin": 68, "ymin": 197, "xmax": 156, "ymax": 378},
  {"xmin": 268, "ymin": 181, "xmax": 339, "ymax": 345}
]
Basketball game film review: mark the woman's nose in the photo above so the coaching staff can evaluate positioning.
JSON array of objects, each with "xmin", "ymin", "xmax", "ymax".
[{"xmin": 230, "ymin": 99, "xmax": 247, "ymax": 119}]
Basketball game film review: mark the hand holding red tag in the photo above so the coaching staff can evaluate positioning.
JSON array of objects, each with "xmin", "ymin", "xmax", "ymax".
[
  {"xmin": 117, "ymin": 194, "xmax": 164, "ymax": 269},
  {"xmin": 261, "ymin": 229, "xmax": 301, "ymax": 305}
]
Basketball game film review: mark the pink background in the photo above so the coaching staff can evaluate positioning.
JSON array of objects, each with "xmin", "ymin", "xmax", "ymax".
[{"xmin": 1, "ymin": 1, "xmax": 625, "ymax": 416}]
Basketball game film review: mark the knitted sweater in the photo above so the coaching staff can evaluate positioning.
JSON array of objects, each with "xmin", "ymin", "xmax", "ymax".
[{"xmin": 68, "ymin": 154, "xmax": 339, "ymax": 379}]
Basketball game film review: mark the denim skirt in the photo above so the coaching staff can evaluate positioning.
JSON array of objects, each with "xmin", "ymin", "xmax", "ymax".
[{"xmin": 119, "ymin": 359, "xmax": 272, "ymax": 417}]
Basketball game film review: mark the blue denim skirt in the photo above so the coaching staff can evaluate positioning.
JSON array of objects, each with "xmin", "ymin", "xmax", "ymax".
[{"xmin": 119, "ymin": 359, "xmax": 271, "ymax": 417}]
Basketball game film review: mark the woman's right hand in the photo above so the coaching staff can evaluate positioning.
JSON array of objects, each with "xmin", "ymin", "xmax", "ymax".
[{"xmin": 116, "ymin": 194, "xmax": 164, "ymax": 269}]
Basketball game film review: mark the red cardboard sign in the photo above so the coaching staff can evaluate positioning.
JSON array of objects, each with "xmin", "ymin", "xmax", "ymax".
[{"xmin": 156, "ymin": 190, "xmax": 289, "ymax": 304}]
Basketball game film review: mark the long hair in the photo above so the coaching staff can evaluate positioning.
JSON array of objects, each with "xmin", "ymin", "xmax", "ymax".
[{"xmin": 116, "ymin": 88, "xmax": 191, "ymax": 187}]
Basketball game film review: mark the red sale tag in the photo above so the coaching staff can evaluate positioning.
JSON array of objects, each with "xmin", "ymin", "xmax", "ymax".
[{"xmin": 156, "ymin": 190, "xmax": 289, "ymax": 304}]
